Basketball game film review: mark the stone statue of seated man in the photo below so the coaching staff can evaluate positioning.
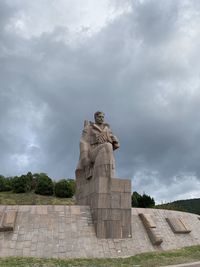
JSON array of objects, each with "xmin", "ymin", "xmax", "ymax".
[{"xmin": 76, "ymin": 111, "xmax": 120, "ymax": 179}]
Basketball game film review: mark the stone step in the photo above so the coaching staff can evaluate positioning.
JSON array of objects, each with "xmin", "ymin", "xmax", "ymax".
[{"xmin": 0, "ymin": 210, "xmax": 17, "ymax": 232}]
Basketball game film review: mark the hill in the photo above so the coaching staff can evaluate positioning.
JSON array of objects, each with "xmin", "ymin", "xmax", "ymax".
[
  {"xmin": 0, "ymin": 191, "xmax": 75, "ymax": 205},
  {"xmin": 156, "ymin": 198, "xmax": 200, "ymax": 215},
  {"xmin": 0, "ymin": 191, "xmax": 199, "ymax": 216}
]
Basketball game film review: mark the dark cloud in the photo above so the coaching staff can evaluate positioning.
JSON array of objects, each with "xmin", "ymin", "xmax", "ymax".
[
  {"xmin": 0, "ymin": 0, "xmax": 200, "ymax": 202},
  {"xmin": 134, "ymin": 0, "xmax": 179, "ymax": 45},
  {"xmin": 0, "ymin": 1, "xmax": 15, "ymax": 28}
]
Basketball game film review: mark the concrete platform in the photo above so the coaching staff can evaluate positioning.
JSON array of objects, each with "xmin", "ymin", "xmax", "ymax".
[{"xmin": 0, "ymin": 206, "xmax": 200, "ymax": 258}]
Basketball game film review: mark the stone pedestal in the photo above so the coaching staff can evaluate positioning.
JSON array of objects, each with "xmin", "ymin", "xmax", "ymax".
[{"xmin": 76, "ymin": 172, "xmax": 132, "ymax": 238}]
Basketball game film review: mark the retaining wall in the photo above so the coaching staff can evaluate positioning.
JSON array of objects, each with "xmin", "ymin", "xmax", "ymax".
[{"xmin": 0, "ymin": 205, "xmax": 199, "ymax": 258}]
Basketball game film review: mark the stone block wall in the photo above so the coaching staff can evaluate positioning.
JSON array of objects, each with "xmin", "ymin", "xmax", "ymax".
[
  {"xmin": 0, "ymin": 206, "xmax": 200, "ymax": 259},
  {"xmin": 76, "ymin": 174, "xmax": 132, "ymax": 238}
]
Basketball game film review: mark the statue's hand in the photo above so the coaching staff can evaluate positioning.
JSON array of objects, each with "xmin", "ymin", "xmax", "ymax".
[{"xmin": 113, "ymin": 142, "xmax": 120, "ymax": 150}]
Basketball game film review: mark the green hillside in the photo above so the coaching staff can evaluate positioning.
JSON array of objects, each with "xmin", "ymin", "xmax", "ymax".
[
  {"xmin": 0, "ymin": 191, "xmax": 75, "ymax": 205},
  {"xmin": 156, "ymin": 198, "xmax": 200, "ymax": 215}
]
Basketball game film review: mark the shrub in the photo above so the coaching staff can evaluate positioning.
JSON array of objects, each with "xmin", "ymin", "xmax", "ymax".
[
  {"xmin": 67, "ymin": 179, "xmax": 76, "ymax": 196},
  {"xmin": 35, "ymin": 173, "xmax": 54, "ymax": 196},
  {"xmin": 12, "ymin": 175, "xmax": 32, "ymax": 193},
  {"xmin": 0, "ymin": 175, "xmax": 12, "ymax": 191},
  {"xmin": 3, "ymin": 177, "xmax": 13, "ymax": 191},
  {"xmin": 55, "ymin": 179, "xmax": 75, "ymax": 198}
]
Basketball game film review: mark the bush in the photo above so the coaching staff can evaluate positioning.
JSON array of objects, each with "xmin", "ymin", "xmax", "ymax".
[
  {"xmin": 55, "ymin": 179, "xmax": 75, "ymax": 198},
  {"xmin": 12, "ymin": 175, "xmax": 32, "ymax": 193},
  {"xmin": 4, "ymin": 177, "xmax": 13, "ymax": 191},
  {"xmin": 67, "ymin": 179, "xmax": 76, "ymax": 196},
  {"xmin": 35, "ymin": 173, "xmax": 54, "ymax": 196},
  {"xmin": 0, "ymin": 175, "xmax": 13, "ymax": 192}
]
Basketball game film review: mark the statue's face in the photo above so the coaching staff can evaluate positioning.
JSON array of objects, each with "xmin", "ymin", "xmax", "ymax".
[{"xmin": 95, "ymin": 113, "xmax": 104, "ymax": 124}]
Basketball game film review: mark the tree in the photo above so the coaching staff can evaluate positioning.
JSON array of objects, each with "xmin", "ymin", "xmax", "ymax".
[
  {"xmin": 138, "ymin": 193, "xmax": 155, "ymax": 208},
  {"xmin": 67, "ymin": 179, "xmax": 76, "ymax": 196},
  {"xmin": 12, "ymin": 175, "xmax": 32, "ymax": 193},
  {"xmin": 55, "ymin": 179, "xmax": 75, "ymax": 198},
  {"xmin": 35, "ymin": 173, "xmax": 54, "ymax": 196},
  {"xmin": 0, "ymin": 175, "xmax": 12, "ymax": 191},
  {"xmin": 25, "ymin": 171, "xmax": 37, "ymax": 190},
  {"xmin": 132, "ymin": 191, "xmax": 155, "ymax": 208},
  {"xmin": 3, "ymin": 176, "xmax": 14, "ymax": 191},
  {"xmin": 132, "ymin": 191, "xmax": 141, "ymax": 207}
]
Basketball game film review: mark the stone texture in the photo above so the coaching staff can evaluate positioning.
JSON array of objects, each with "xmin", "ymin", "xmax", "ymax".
[
  {"xmin": 139, "ymin": 213, "xmax": 156, "ymax": 228},
  {"xmin": 0, "ymin": 206, "xmax": 200, "ymax": 258},
  {"xmin": 76, "ymin": 175, "xmax": 132, "ymax": 239},
  {"xmin": 76, "ymin": 112, "xmax": 120, "ymax": 181},
  {"xmin": 166, "ymin": 217, "xmax": 191, "ymax": 234},
  {"xmin": 75, "ymin": 113, "xmax": 132, "ymax": 239},
  {"xmin": 146, "ymin": 227, "xmax": 163, "ymax": 246},
  {"xmin": 139, "ymin": 213, "xmax": 163, "ymax": 245},
  {"xmin": 0, "ymin": 210, "xmax": 17, "ymax": 232}
]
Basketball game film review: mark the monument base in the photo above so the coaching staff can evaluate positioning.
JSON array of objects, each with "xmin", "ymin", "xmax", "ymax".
[{"xmin": 76, "ymin": 174, "xmax": 132, "ymax": 239}]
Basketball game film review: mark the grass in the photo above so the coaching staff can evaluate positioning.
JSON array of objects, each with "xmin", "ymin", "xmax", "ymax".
[
  {"xmin": 0, "ymin": 245, "xmax": 200, "ymax": 266},
  {"xmin": 0, "ymin": 191, "xmax": 75, "ymax": 205}
]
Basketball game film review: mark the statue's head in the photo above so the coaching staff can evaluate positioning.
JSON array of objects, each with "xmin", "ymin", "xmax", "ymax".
[{"xmin": 94, "ymin": 111, "xmax": 105, "ymax": 124}]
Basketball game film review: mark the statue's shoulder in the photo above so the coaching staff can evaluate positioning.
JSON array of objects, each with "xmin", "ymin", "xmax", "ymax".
[
  {"xmin": 83, "ymin": 120, "xmax": 93, "ymax": 127},
  {"xmin": 104, "ymin": 123, "xmax": 110, "ymax": 128},
  {"xmin": 87, "ymin": 121, "xmax": 96, "ymax": 127},
  {"xmin": 83, "ymin": 121, "xmax": 94, "ymax": 132}
]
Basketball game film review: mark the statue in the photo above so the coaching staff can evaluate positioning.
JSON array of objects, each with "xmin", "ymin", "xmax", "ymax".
[
  {"xmin": 75, "ymin": 112, "xmax": 132, "ymax": 239},
  {"xmin": 76, "ymin": 111, "xmax": 120, "ymax": 179}
]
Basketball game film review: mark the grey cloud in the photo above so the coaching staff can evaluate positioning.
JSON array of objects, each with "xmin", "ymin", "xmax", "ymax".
[
  {"xmin": 0, "ymin": 0, "xmax": 200, "ymax": 202},
  {"xmin": 0, "ymin": 1, "xmax": 15, "ymax": 28},
  {"xmin": 133, "ymin": 0, "xmax": 179, "ymax": 45}
]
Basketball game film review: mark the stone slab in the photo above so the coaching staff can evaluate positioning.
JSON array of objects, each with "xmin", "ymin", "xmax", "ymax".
[
  {"xmin": 96, "ymin": 177, "xmax": 110, "ymax": 193},
  {"xmin": 120, "ymin": 192, "xmax": 131, "ymax": 209},
  {"xmin": 76, "ymin": 175, "xmax": 132, "ymax": 239},
  {"xmin": 147, "ymin": 227, "xmax": 163, "ymax": 246},
  {"xmin": 166, "ymin": 217, "xmax": 191, "ymax": 234},
  {"xmin": 0, "ymin": 211, "xmax": 17, "ymax": 232},
  {"xmin": 110, "ymin": 178, "xmax": 131, "ymax": 193},
  {"xmin": 139, "ymin": 213, "xmax": 156, "ymax": 228},
  {"xmin": 139, "ymin": 213, "xmax": 163, "ymax": 246}
]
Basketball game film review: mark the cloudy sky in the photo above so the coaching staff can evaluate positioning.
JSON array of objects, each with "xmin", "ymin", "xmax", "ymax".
[{"xmin": 1, "ymin": 0, "xmax": 200, "ymax": 203}]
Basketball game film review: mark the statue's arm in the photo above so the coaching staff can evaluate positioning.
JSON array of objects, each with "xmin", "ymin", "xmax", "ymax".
[{"xmin": 79, "ymin": 126, "xmax": 91, "ymax": 167}]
